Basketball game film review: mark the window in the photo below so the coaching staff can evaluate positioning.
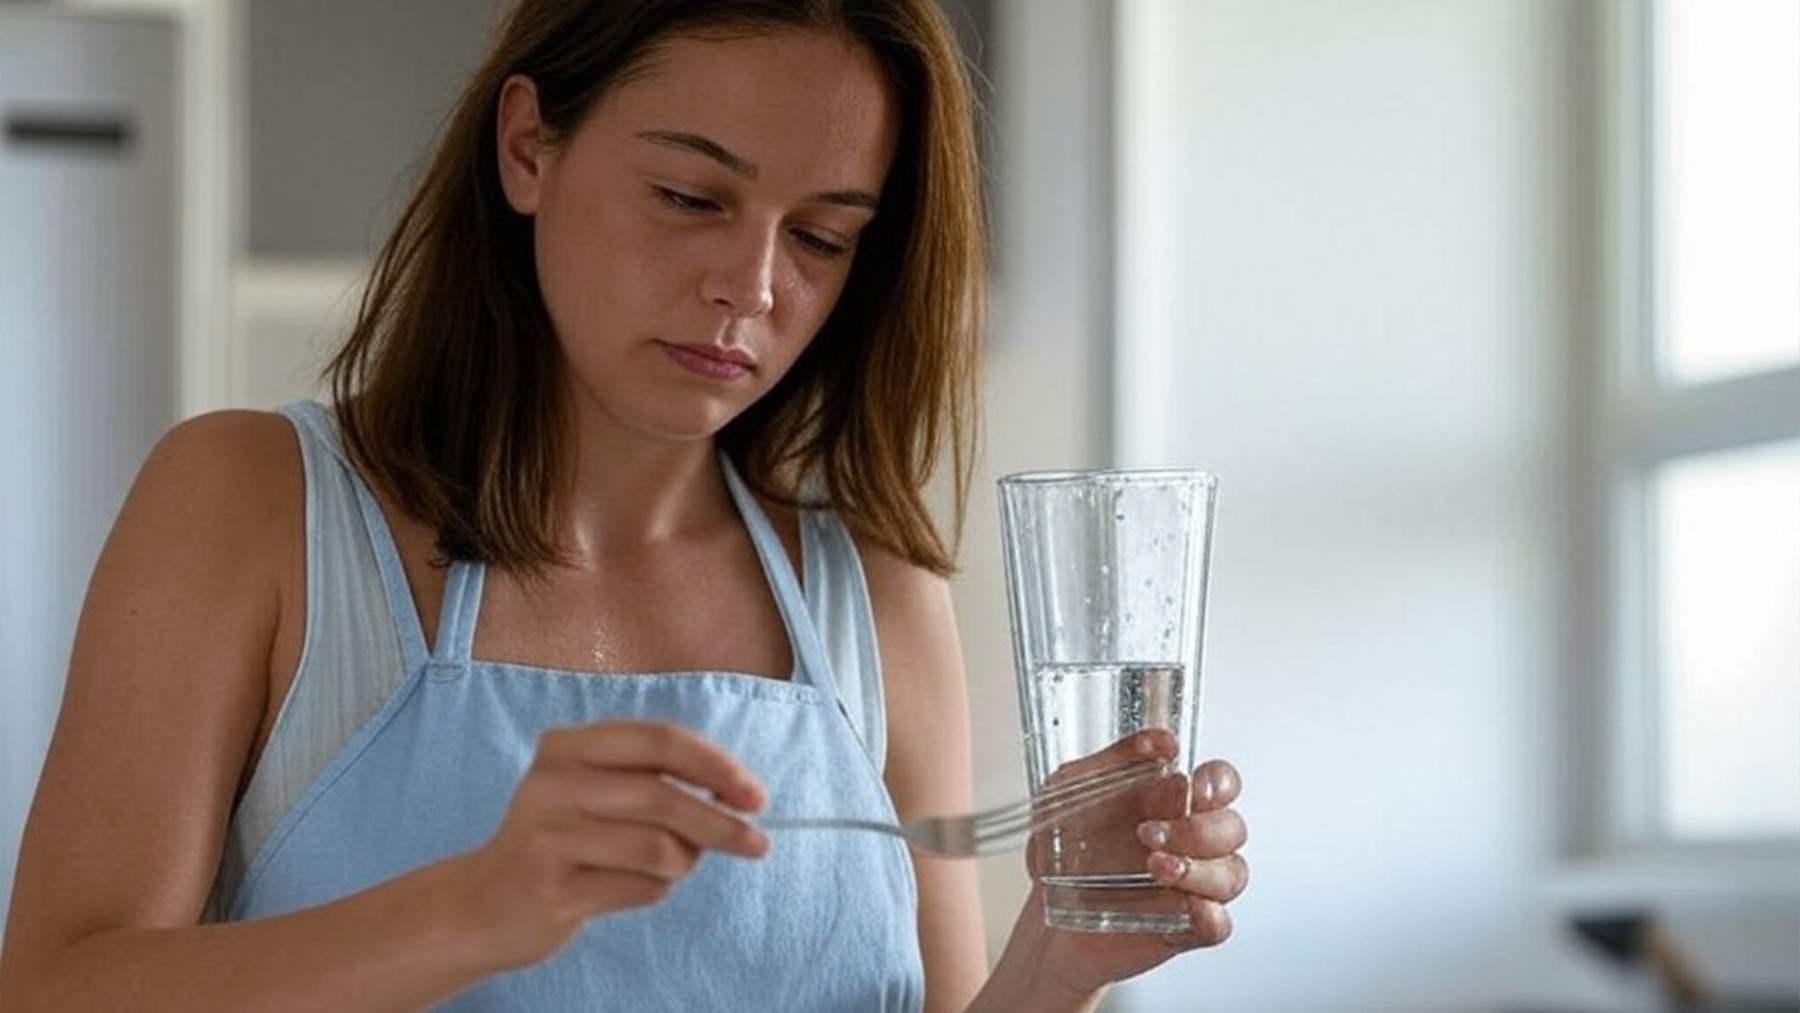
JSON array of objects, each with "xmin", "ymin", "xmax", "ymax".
[
  {"xmin": 1601, "ymin": 0, "xmax": 1800, "ymax": 851},
  {"xmin": 1654, "ymin": 441, "xmax": 1800, "ymax": 839},
  {"xmin": 1656, "ymin": 0, "xmax": 1800, "ymax": 385}
]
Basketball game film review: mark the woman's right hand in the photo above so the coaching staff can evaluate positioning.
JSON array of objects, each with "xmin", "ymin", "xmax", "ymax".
[{"xmin": 447, "ymin": 720, "xmax": 769, "ymax": 970}]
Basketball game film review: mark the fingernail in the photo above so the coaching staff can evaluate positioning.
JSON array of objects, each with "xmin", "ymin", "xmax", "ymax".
[
  {"xmin": 1196, "ymin": 775, "xmax": 1217, "ymax": 806},
  {"xmin": 1149, "ymin": 852, "xmax": 1189, "ymax": 883},
  {"xmin": 741, "ymin": 779, "xmax": 769, "ymax": 812},
  {"xmin": 1138, "ymin": 821, "xmax": 1171, "ymax": 849}
]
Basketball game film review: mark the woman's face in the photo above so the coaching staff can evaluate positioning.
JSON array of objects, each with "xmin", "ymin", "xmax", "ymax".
[{"xmin": 497, "ymin": 29, "xmax": 900, "ymax": 445}]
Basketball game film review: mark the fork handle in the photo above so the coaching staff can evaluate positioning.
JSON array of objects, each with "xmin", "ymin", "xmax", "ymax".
[{"xmin": 757, "ymin": 817, "xmax": 909, "ymax": 838}]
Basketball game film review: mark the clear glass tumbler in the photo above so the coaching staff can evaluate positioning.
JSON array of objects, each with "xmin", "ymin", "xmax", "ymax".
[{"xmin": 998, "ymin": 467, "xmax": 1218, "ymax": 933}]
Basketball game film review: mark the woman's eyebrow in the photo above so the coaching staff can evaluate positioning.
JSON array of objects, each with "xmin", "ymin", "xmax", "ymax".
[
  {"xmin": 812, "ymin": 188, "xmax": 879, "ymax": 210},
  {"xmin": 635, "ymin": 129, "xmax": 880, "ymax": 211},
  {"xmin": 637, "ymin": 130, "xmax": 757, "ymax": 178}
]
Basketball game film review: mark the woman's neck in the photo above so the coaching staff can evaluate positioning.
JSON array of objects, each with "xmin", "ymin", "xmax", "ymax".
[{"xmin": 550, "ymin": 402, "xmax": 735, "ymax": 564}]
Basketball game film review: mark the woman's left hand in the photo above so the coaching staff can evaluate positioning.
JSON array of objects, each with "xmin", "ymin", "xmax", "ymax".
[{"xmin": 1019, "ymin": 754, "xmax": 1249, "ymax": 1000}]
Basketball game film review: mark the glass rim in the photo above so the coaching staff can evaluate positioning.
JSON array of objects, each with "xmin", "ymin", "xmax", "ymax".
[{"xmin": 997, "ymin": 466, "xmax": 1219, "ymax": 490}]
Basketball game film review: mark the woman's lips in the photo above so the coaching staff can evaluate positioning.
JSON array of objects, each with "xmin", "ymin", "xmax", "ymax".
[{"xmin": 658, "ymin": 341, "xmax": 755, "ymax": 382}]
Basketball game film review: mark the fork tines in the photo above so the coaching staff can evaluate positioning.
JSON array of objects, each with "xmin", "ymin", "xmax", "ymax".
[{"xmin": 968, "ymin": 757, "xmax": 1171, "ymax": 849}]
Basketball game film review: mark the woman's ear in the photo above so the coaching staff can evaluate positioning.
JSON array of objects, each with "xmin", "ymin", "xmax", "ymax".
[{"xmin": 497, "ymin": 74, "xmax": 548, "ymax": 215}]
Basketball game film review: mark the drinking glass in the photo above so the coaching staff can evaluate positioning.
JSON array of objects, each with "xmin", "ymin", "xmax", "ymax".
[{"xmin": 998, "ymin": 467, "xmax": 1218, "ymax": 933}]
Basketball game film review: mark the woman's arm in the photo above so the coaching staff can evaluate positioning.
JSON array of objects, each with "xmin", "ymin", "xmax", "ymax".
[
  {"xmin": 865, "ymin": 542, "xmax": 1249, "ymax": 1013},
  {"xmin": 861, "ymin": 545, "xmax": 993, "ymax": 1013},
  {"xmin": 867, "ymin": 544, "xmax": 1118, "ymax": 1013},
  {"xmin": 0, "ymin": 412, "xmax": 496, "ymax": 1012},
  {"xmin": 0, "ymin": 413, "xmax": 770, "ymax": 1012}
]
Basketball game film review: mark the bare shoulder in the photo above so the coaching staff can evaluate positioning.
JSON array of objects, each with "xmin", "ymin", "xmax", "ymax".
[
  {"xmin": 851, "ymin": 531, "xmax": 970, "ymax": 792},
  {"xmin": 851, "ymin": 532, "xmax": 957, "ymax": 635},
  {"xmin": 137, "ymin": 408, "xmax": 301, "ymax": 510},
  {"xmin": 75, "ymin": 408, "xmax": 308, "ymax": 712},
  {"xmin": 78, "ymin": 406, "xmax": 305, "ymax": 681},
  {"xmin": 98, "ymin": 407, "xmax": 306, "ymax": 637}
]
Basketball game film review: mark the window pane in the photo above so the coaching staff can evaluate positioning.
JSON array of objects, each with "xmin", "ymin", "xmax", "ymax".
[
  {"xmin": 1654, "ymin": 440, "xmax": 1800, "ymax": 840},
  {"xmin": 1659, "ymin": 0, "xmax": 1800, "ymax": 385}
]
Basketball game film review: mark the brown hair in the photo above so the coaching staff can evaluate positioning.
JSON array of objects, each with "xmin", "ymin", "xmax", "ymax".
[{"xmin": 325, "ymin": 0, "xmax": 986, "ymax": 576}]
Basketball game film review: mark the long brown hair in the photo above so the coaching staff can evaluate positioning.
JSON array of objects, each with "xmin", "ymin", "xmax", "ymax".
[{"xmin": 325, "ymin": 0, "xmax": 986, "ymax": 576}]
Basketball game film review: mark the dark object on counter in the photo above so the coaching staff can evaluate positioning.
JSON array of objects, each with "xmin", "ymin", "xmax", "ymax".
[
  {"xmin": 1571, "ymin": 912, "xmax": 1712, "ymax": 1009},
  {"xmin": 1563, "ymin": 911, "xmax": 1799, "ymax": 1013}
]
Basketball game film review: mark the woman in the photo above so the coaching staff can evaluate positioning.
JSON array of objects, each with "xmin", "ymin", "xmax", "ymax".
[{"xmin": 0, "ymin": 1, "xmax": 1248, "ymax": 1010}]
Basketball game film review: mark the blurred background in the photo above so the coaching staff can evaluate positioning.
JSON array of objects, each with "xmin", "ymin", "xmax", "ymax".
[{"xmin": 1, "ymin": 0, "xmax": 1796, "ymax": 1010}]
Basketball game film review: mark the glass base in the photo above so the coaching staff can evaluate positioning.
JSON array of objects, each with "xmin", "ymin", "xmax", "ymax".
[{"xmin": 1041, "ymin": 877, "xmax": 1193, "ymax": 934}]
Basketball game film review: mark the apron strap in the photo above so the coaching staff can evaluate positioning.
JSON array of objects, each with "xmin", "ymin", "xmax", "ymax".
[
  {"xmin": 431, "ymin": 559, "xmax": 485, "ymax": 665},
  {"xmin": 720, "ymin": 455, "xmax": 837, "ymax": 694}
]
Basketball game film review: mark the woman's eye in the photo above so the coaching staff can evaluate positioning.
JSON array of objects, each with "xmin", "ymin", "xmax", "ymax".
[
  {"xmin": 793, "ymin": 230, "xmax": 850, "ymax": 259},
  {"xmin": 655, "ymin": 186, "xmax": 718, "ymax": 212}
]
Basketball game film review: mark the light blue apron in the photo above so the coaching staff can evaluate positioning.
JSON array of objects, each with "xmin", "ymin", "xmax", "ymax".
[{"xmin": 228, "ymin": 409, "xmax": 925, "ymax": 1011}]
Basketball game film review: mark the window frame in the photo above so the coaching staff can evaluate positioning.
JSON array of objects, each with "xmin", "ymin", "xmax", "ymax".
[{"xmin": 1589, "ymin": 0, "xmax": 1800, "ymax": 867}]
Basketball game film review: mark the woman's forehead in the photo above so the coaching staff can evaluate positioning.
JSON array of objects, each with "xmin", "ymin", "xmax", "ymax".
[{"xmin": 588, "ymin": 30, "xmax": 900, "ymax": 188}]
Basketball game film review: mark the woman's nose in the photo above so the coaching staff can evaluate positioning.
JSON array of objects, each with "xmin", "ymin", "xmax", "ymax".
[{"xmin": 700, "ymin": 226, "xmax": 777, "ymax": 319}]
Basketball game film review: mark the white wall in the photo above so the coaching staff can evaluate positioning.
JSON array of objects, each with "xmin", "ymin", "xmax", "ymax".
[{"xmin": 1111, "ymin": 1, "xmax": 1589, "ymax": 1010}]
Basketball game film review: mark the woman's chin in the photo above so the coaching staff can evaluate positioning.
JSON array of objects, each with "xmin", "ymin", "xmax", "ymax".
[{"xmin": 619, "ymin": 402, "xmax": 747, "ymax": 446}]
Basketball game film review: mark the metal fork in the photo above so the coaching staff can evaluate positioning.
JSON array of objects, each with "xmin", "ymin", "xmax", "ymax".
[{"xmin": 759, "ymin": 758, "xmax": 1170, "ymax": 857}]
